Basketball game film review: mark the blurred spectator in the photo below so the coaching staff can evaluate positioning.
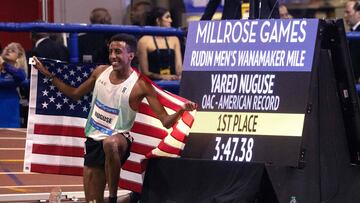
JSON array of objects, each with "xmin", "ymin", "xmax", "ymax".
[
  {"xmin": 0, "ymin": 42, "xmax": 27, "ymax": 82},
  {"xmin": 168, "ymin": 0, "xmax": 186, "ymax": 28},
  {"xmin": 90, "ymin": 7, "xmax": 112, "ymax": 24},
  {"xmin": 30, "ymin": 31, "xmax": 69, "ymax": 65},
  {"xmin": 78, "ymin": 8, "xmax": 112, "ymax": 64},
  {"xmin": 201, "ymin": 0, "xmax": 242, "ymax": 20},
  {"xmin": 344, "ymin": 0, "xmax": 360, "ymax": 83},
  {"xmin": 50, "ymin": 33, "xmax": 67, "ymax": 47},
  {"xmin": 344, "ymin": 1, "xmax": 360, "ymax": 31},
  {"xmin": 167, "ymin": 0, "xmax": 187, "ymax": 59},
  {"xmin": 279, "ymin": 4, "xmax": 292, "ymax": 19},
  {"xmin": 0, "ymin": 42, "xmax": 28, "ymax": 127},
  {"xmin": 128, "ymin": 1, "xmax": 153, "ymax": 69},
  {"xmin": 130, "ymin": 1, "xmax": 153, "ymax": 26},
  {"xmin": 250, "ymin": 0, "xmax": 279, "ymax": 19},
  {"xmin": 137, "ymin": 7, "xmax": 182, "ymax": 80}
]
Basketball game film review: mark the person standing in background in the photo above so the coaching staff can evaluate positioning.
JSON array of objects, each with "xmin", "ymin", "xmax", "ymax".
[
  {"xmin": 128, "ymin": 1, "xmax": 154, "ymax": 69},
  {"xmin": 344, "ymin": 1, "xmax": 360, "ymax": 83},
  {"xmin": 279, "ymin": 4, "xmax": 292, "ymax": 19},
  {"xmin": 30, "ymin": 31, "xmax": 69, "ymax": 62},
  {"xmin": 0, "ymin": 42, "xmax": 28, "ymax": 127},
  {"xmin": 344, "ymin": 1, "xmax": 360, "ymax": 31},
  {"xmin": 200, "ymin": 0, "xmax": 242, "ymax": 20},
  {"xmin": 79, "ymin": 8, "xmax": 113, "ymax": 64},
  {"xmin": 130, "ymin": 1, "xmax": 153, "ymax": 26},
  {"xmin": 137, "ymin": 7, "xmax": 182, "ymax": 80},
  {"xmin": 249, "ymin": 0, "xmax": 279, "ymax": 19}
]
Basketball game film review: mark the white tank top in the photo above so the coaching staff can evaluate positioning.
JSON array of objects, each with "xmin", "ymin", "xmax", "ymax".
[{"xmin": 84, "ymin": 66, "xmax": 139, "ymax": 141}]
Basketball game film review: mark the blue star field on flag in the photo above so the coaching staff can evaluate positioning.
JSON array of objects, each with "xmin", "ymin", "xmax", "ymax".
[{"xmin": 35, "ymin": 60, "xmax": 97, "ymax": 118}]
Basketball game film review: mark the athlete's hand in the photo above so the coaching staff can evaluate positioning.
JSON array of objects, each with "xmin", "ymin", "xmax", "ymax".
[
  {"xmin": 33, "ymin": 56, "xmax": 53, "ymax": 78},
  {"xmin": 181, "ymin": 101, "xmax": 197, "ymax": 111}
]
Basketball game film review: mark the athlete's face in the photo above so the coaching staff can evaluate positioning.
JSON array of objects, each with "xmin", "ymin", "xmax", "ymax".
[{"xmin": 108, "ymin": 41, "xmax": 134, "ymax": 70}]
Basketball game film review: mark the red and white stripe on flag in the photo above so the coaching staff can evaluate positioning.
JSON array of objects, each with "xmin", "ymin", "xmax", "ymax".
[{"xmin": 23, "ymin": 61, "xmax": 196, "ymax": 193}]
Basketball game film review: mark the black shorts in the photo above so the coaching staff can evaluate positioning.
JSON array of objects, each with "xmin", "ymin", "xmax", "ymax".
[{"xmin": 84, "ymin": 134, "xmax": 132, "ymax": 167}]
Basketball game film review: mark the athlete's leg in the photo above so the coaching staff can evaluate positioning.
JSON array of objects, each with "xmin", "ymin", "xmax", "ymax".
[
  {"xmin": 83, "ymin": 138, "xmax": 107, "ymax": 202},
  {"xmin": 103, "ymin": 133, "xmax": 130, "ymax": 201},
  {"xmin": 83, "ymin": 165, "xmax": 106, "ymax": 203}
]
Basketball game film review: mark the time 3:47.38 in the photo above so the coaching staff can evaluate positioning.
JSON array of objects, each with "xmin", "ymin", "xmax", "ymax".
[{"xmin": 213, "ymin": 137, "xmax": 254, "ymax": 162}]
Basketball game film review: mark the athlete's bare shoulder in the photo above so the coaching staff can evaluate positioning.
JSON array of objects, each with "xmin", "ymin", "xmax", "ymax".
[
  {"xmin": 136, "ymin": 74, "xmax": 154, "ymax": 92},
  {"xmin": 128, "ymin": 73, "xmax": 153, "ymax": 110},
  {"xmin": 91, "ymin": 65, "xmax": 110, "ymax": 79},
  {"xmin": 130, "ymin": 73, "xmax": 154, "ymax": 100}
]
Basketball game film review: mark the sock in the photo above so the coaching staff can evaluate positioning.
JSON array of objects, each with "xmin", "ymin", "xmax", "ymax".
[{"xmin": 109, "ymin": 196, "xmax": 117, "ymax": 203}]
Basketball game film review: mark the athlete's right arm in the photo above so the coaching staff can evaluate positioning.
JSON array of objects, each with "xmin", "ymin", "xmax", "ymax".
[{"xmin": 33, "ymin": 56, "xmax": 106, "ymax": 101}]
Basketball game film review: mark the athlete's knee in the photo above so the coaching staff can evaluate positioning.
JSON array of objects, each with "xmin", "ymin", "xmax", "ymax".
[
  {"xmin": 103, "ymin": 139, "xmax": 119, "ymax": 155},
  {"xmin": 103, "ymin": 138, "xmax": 127, "ymax": 156}
]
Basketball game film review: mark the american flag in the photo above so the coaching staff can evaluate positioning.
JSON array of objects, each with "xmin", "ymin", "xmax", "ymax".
[{"xmin": 23, "ymin": 59, "xmax": 196, "ymax": 193}]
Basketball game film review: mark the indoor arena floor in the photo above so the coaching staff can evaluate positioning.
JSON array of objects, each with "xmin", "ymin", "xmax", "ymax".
[{"xmin": 0, "ymin": 128, "xmax": 130, "ymax": 202}]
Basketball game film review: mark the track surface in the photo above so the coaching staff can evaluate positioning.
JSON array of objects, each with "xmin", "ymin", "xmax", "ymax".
[{"xmin": 0, "ymin": 128, "xmax": 130, "ymax": 202}]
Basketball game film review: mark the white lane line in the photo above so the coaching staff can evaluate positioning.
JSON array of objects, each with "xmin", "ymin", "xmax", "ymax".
[
  {"xmin": 0, "ymin": 137, "xmax": 26, "ymax": 140},
  {"xmin": 0, "ymin": 185, "xmax": 83, "ymax": 189},
  {"xmin": 0, "ymin": 172, "xmax": 35, "ymax": 175},
  {"xmin": 0, "ymin": 148, "xmax": 24, "ymax": 150},
  {"xmin": 0, "ymin": 171, "xmax": 82, "ymax": 175},
  {"xmin": 0, "ymin": 160, "xmax": 23, "ymax": 162}
]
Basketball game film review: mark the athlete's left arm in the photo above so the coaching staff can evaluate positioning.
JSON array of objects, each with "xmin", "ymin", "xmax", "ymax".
[{"xmin": 139, "ymin": 78, "xmax": 197, "ymax": 128}]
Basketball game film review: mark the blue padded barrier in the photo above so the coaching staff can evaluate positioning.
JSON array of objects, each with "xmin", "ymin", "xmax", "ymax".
[{"xmin": 0, "ymin": 22, "xmax": 185, "ymax": 63}]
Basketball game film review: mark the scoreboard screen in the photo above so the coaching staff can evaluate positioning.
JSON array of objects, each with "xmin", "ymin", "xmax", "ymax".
[{"xmin": 180, "ymin": 19, "xmax": 319, "ymax": 166}]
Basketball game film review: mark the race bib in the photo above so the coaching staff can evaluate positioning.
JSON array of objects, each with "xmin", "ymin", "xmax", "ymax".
[{"xmin": 90, "ymin": 99, "xmax": 119, "ymax": 135}]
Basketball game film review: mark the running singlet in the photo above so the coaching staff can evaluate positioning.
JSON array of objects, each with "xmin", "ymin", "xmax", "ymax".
[{"xmin": 84, "ymin": 66, "xmax": 139, "ymax": 141}]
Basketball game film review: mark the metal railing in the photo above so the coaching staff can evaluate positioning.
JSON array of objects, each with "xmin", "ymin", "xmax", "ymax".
[{"xmin": 0, "ymin": 22, "xmax": 185, "ymax": 63}]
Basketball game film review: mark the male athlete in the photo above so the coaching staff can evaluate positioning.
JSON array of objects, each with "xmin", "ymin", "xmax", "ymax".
[{"xmin": 33, "ymin": 33, "xmax": 197, "ymax": 203}]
